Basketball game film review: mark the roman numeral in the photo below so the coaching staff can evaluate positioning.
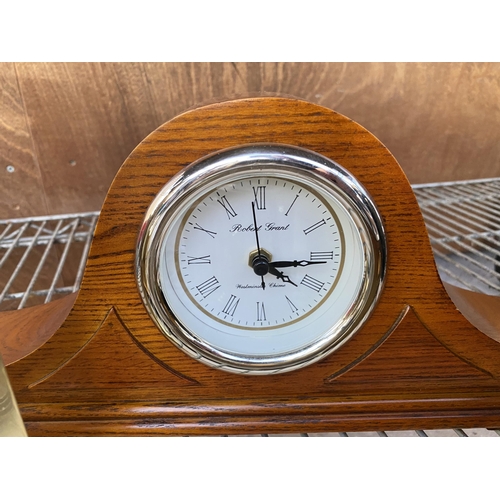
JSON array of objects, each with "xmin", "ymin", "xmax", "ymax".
[
  {"xmin": 187, "ymin": 255, "xmax": 211, "ymax": 265},
  {"xmin": 217, "ymin": 195, "xmax": 237, "ymax": 219},
  {"xmin": 300, "ymin": 274, "xmax": 325, "ymax": 293},
  {"xmin": 256, "ymin": 301, "xmax": 266, "ymax": 322},
  {"xmin": 310, "ymin": 251, "xmax": 334, "ymax": 261},
  {"xmin": 222, "ymin": 294, "xmax": 240, "ymax": 317},
  {"xmin": 193, "ymin": 223, "xmax": 217, "ymax": 238},
  {"xmin": 195, "ymin": 276, "xmax": 221, "ymax": 298},
  {"xmin": 303, "ymin": 219, "xmax": 326, "ymax": 235},
  {"xmin": 285, "ymin": 295, "xmax": 298, "ymax": 313},
  {"xmin": 252, "ymin": 186, "xmax": 266, "ymax": 210}
]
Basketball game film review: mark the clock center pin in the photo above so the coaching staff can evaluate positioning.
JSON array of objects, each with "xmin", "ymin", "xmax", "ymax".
[{"xmin": 248, "ymin": 249, "xmax": 272, "ymax": 276}]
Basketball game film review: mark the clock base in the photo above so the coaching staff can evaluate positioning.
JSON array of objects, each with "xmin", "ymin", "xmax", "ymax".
[{"xmin": 6, "ymin": 303, "xmax": 496, "ymax": 435}]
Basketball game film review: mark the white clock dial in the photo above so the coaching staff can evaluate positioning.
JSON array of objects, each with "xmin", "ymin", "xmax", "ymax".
[
  {"xmin": 136, "ymin": 144, "xmax": 386, "ymax": 374},
  {"xmin": 172, "ymin": 176, "xmax": 344, "ymax": 331}
]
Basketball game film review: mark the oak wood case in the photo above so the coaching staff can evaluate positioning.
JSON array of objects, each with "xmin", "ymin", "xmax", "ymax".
[{"xmin": 3, "ymin": 97, "xmax": 500, "ymax": 436}]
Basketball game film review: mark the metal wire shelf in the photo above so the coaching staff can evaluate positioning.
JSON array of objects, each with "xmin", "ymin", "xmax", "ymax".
[
  {"xmin": 413, "ymin": 177, "xmax": 500, "ymax": 295},
  {"xmin": 1, "ymin": 180, "xmax": 500, "ymax": 437},
  {"xmin": 0, "ymin": 212, "xmax": 98, "ymax": 311}
]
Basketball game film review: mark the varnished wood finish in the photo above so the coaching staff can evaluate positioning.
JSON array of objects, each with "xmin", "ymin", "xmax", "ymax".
[
  {"xmin": 444, "ymin": 282, "xmax": 500, "ymax": 343},
  {"xmin": 0, "ymin": 292, "xmax": 76, "ymax": 365},
  {"xmin": 4, "ymin": 97, "xmax": 500, "ymax": 436},
  {"xmin": 1, "ymin": 63, "xmax": 500, "ymax": 219}
]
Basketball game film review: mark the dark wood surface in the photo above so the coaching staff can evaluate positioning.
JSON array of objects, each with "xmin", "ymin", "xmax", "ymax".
[
  {"xmin": 1, "ymin": 63, "xmax": 500, "ymax": 219},
  {"xmin": 3, "ymin": 97, "xmax": 500, "ymax": 436}
]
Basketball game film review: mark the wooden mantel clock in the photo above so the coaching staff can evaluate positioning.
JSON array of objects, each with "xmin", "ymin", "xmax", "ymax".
[{"xmin": 3, "ymin": 97, "xmax": 500, "ymax": 436}]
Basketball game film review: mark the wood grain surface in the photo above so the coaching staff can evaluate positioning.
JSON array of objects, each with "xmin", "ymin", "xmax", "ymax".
[
  {"xmin": 0, "ymin": 292, "xmax": 76, "ymax": 365},
  {"xmin": 1, "ymin": 63, "xmax": 499, "ymax": 218},
  {"xmin": 444, "ymin": 282, "xmax": 500, "ymax": 342},
  {"xmin": 0, "ymin": 63, "xmax": 47, "ymax": 218},
  {"xmin": 3, "ymin": 97, "xmax": 500, "ymax": 436}
]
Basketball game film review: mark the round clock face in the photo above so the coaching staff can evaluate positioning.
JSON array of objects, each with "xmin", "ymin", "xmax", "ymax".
[{"xmin": 136, "ymin": 144, "xmax": 386, "ymax": 374}]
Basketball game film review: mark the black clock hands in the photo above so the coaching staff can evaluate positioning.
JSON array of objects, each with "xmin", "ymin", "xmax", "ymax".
[
  {"xmin": 269, "ymin": 260, "xmax": 327, "ymax": 268},
  {"xmin": 251, "ymin": 202, "xmax": 266, "ymax": 290},
  {"xmin": 250, "ymin": 202, "xmax": 327, "ymax": 288},
  {"xmin": 268, "ymin": 265, "xmax": 297, "ymax": 287},
  {"xmin": 267, "ymin": 259, "xmax": 327, "ymax": 287}
]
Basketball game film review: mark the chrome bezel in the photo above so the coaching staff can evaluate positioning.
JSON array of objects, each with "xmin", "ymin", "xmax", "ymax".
[{"xmin": 135, "ymin": 144, "xmax": 387, "ymax": 375}]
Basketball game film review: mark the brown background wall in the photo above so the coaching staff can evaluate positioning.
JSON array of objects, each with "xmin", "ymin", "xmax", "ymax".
[{"xmin": 1, "ymin": 62, "xmax": 499, "ymax": 219}]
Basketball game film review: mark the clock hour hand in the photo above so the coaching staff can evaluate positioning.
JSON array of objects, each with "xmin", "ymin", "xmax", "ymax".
[
  {"xmin": 269, "ymin": 260, "xmax": 326, "ymax": 268},
  {"xmin": 268, "ymin": 265, "xmax": 297, "ymax": 287}
]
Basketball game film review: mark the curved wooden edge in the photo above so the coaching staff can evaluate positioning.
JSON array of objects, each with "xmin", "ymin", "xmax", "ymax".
[
  {"xmin": 0, "ymin": 293, "xmax": 77, "ymax": 366},
  {"xmin": 443, "ymin": 282, "xmax": 500, "ymax": 343}
]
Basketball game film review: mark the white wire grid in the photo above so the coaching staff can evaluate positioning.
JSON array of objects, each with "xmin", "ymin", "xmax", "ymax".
[
  {"xmin": 1, "ymin": 182, "xmax": 499, "ymax": 437},
  {"xmin": 0, "ymin": 212, "xmax": 97, "ymax": 311},
  {"xmin": 413, "ymin": 177, "xmax": 500, "ymax": 296}
]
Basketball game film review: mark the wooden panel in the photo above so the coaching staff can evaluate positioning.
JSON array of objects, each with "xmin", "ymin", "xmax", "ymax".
[
  {"xmin": 15, "ymin": 62, "xmax": 149, "ymax": 216},
  {"xmin": 0, "ymin": 63, "xmax": 47, "ymax": 218},
  {"xmin": 4, "ymin": 62, "xmax": 500, "ymax": 219},
  {"xmin": 31, "ymin": 307, "xmax": 198, "ymax": 391},
  {"xmin": 327, "ymin": 63, "xmax": 500, "ymax": 184},
  {"xmin": 14, "ymin": 62, "xmax": 249, "ymax": 215}
]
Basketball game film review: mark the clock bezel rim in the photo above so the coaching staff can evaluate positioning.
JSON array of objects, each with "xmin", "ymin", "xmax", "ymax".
[{"xmin": 135, "ymin": 143, "xmax": 387, "ymax": 375}]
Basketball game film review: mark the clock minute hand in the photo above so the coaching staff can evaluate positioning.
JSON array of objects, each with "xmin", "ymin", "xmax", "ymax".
[
  {"xmin": 251, "ymin": 202, "xmax": 266, "ymax": 290},
  {"xmin": 269, "ymin": 260, "xmax": 327, "ymax": 268}
]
